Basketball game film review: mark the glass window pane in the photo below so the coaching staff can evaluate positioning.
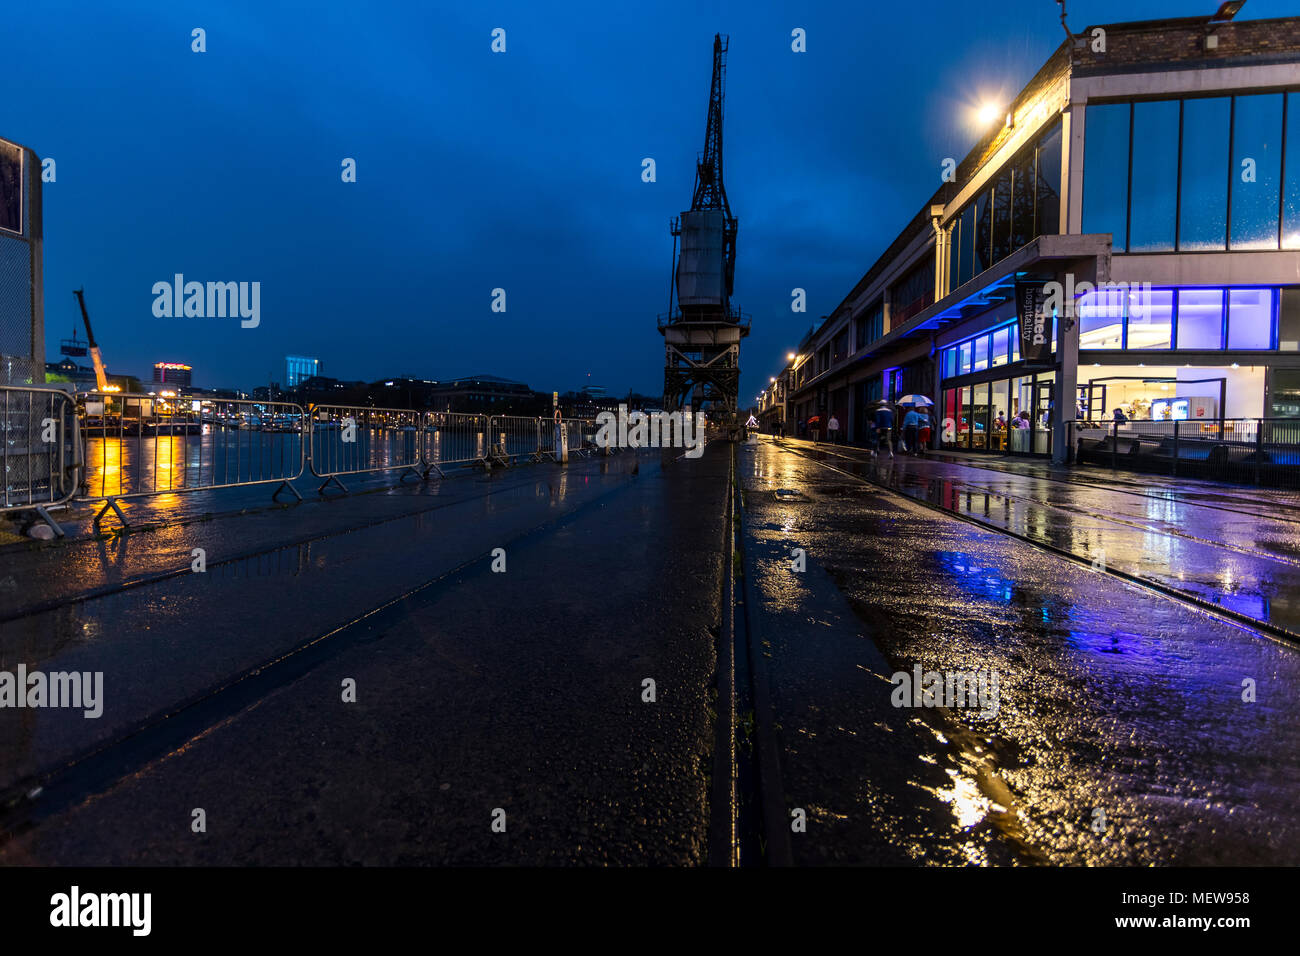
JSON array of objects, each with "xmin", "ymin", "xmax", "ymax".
[
  {"xmin": 1126, "ymin": 288, "xmax": 1174, "ymax": 349},
  {"xmin": 1129, "ymin": 100, "xmax": 1179, "ymax": 251},
  {"xmin": 1012, "ymin": 327, "xmax": 1020, "ymax": 362},
  {"xmin": 943, "ymin": 389, "xmax": 962, "ymax": 448},
  {"xmin": 974, "ymin": 191, "xmax": 992, "ymax": 274},
  {"xmin": 1280, "ymin": 288, "xmax": 1300, "ymax": 352},
  {"xmin": 943, "ymin": 348, "xmax": 956, "ymax": 379},
  {"xmin": 959, "ymin": 205, "xmax": 977, "ymax": 284},
  {"xmin": 973, "ymin": 335, "xmax": 989, "ymax": 372},
  {"xmin": 992, "ymin": 326, "xmax": 1009, "ymax": 366},
  {"xmin": 1078, "ymin": 289, "xmax": 1124, "ymax": 348},
  {"xmin": 1175, "ymin": 288, "xmax": 1224, "ymax": 349},
  {"xmin": 1179, "ymin": 97, "xmax": 1230, "ymax": 251},
  {"xmin": 947, "ymin": 216, "xmax": 961, "ymax": 294},
  {"xmin": 1083, "ymin": 103, "xmax": 1130, "ymax": 247},
  {"xmin": 991, "ymin": 380, "xmax": 1010, "ymax": 451},
  {"xmin": 960, "ymin": 386, "xmax": 973, "ymax": 447},
  {"xmin": 1230, "ymin": 94, "xmax": 1283, "ymax": 250},
  {"xmin": 1284, "ymin": 93, "xmax": 1300, "ymax": 250},
  {"xmin": 959, "ymin": 341, "xmax": 972, "ymax": 374},
  {"xmin": 971, "ymin": 383, "xmax": 990, "ymax": 449},
  {"xmin": 991, "ymin": 170, "xmax": 1012, "ymax": 263},
  {"xmin": 1011, "ymin": 150, "xmax": 1035, "ymax": 251},
  {"xmin": 1227, "ymin": 289, "xmax": 1275, "ymax": 349},
  {"xmin": 1036, "ymin": 122, "xmax": 1062, "ymax": 237}
]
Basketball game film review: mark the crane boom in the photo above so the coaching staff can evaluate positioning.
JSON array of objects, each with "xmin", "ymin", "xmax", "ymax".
[{"xmin": 73, "ymin": 288, "xmax": 110, "ymax": 392}]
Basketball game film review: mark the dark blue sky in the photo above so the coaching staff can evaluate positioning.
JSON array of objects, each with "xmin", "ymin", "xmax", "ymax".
[{"xmin": 8, "ymin": 0, "xmax": 1291, "ymax": 399}]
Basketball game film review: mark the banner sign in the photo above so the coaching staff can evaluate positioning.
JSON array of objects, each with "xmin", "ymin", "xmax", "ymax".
[{"xmin": 1015, "ymin": 281, "xmax": 1053, "ymax": 367}]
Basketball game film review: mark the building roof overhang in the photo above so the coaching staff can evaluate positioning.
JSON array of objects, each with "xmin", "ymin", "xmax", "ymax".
[{"xmin": 789, "ymin": 234, "xmax": 1112, "ymax": 397}]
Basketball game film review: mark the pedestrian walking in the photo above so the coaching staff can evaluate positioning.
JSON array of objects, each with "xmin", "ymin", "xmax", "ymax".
[
  {"xmin": 827, "ymin": 414, "xmax": 841, "ymax": 445},
  {"xmin": 918, "ymin": 409, "xmax": 932, "ymax": 455},
  {"xmin": 903, "ymin": 406, "xmax": 921, "ymax": 456},
  {"xmin": 871, "ymin": 403, "xmax": 894, "ymax": 458}
]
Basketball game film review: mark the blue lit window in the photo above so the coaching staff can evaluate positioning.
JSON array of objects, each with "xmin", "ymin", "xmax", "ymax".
[{"xmin": 1227, "ymin": 289, "xmax": 1275, "ymax": 349}]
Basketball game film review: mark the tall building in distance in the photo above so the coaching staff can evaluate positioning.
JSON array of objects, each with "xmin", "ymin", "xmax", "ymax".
[
  {"xmin": 153, "ymin": 362, "xmax": 192, "ymax": 389},
  {"xmin": 286, "ymin": 355, "xmax": 321, "ymax": 387}
]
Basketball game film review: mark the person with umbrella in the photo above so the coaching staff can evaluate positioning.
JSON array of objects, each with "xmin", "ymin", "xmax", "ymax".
[
  {"xmin": 807, "ymin": 413, "xmax": 822, "ymax": 443},
  {"xmin": 897, "ymin": 395, "xmax": 935, "ymax": 455}
]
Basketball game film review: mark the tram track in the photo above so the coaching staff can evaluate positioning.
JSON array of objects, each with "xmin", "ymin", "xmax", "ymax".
[
  {"xmin": 0, "ymin": 463, "xmax": 596, "ymax": 626},
  {"xmin": 770, "ymin": 439, "xmax": 1300, "ymax": 648}
]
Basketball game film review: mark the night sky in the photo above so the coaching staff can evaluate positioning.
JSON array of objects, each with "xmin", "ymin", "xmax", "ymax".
[{"xmin": 8, "ymin": 0, "xmax": 1291, "ymax": 399}]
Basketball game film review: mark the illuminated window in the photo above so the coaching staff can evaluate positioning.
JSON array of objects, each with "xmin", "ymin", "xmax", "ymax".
[
  {"xmin": 1175, "ymin": 289, "xmax": 1225, "ymax": 349},
  {"xmin": 1126, "ymin": 289, "xmax": 1174, "ymax": 349},
  {"xmin": 1227, "ymin": 289, "xmax": 1275, "ymax": 349},
  {"xmin": 991, "ymin": 326, "xmax": 1010, "ymax": 366},
  {"xmin": 1078, "ymin": 289, "xmax": 1124, "ymax": 349}
]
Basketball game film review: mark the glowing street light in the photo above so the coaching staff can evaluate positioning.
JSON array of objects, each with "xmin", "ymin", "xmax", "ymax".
[{"xmin": 976, "ymin": 101, "xmax": 1002, "ymax": 127}]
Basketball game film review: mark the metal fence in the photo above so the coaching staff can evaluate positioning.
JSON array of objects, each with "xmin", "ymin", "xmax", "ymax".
[
  {"xmin": 0, "ymin": 393, "xmax": 616, "ymax": 536},
  {"xmin": 0, "ymin": 385, "xmax": 80, "ymax": 535},
  {"xmin": 80, "ymin": 391, "xmax": 307, "ymax": 526},
  {"xmin": 1069, "ymin": 418, "xmax": 1300, "ymax": 488},
  {"xmin": 422, "ymin": 411, "xmax": 490, "ymax": 475},
  {"xmin": 308, "ymin": 405, "xmax": 423, "ymax": 492}
]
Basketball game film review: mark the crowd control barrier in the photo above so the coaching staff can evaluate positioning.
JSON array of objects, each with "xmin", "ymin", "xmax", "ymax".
[{"xmin": 0, "ymin": 384, "xmax": 81, "ymax": 536}]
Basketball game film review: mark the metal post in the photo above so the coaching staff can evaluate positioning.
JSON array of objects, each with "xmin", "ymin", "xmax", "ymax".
[
  {"xmin": 1172, "ymin": 419, "xmax": 1179, "ymax": 479},
  {"xmin": 1111, "ymin": 421, "xmax": 1118, "ymax": 471},
  {"xmin": 1255, "ymin": 418, "xmax": 1263, "ymax": 486}
]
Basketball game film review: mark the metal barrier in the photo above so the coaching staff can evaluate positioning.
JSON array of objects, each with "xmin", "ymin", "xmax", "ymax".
[
  {"xmin": 0, "ymin": 385, "xmax": 81, "ymax": 536},
  {"xmin": 564, "ymin": 418, "xmax": 594, "ymax": 458},
  {"xmin": 485, "ymin": 415, "xmax": 546, "ymax": 467},
  {"xmin": 80, "ymin": 392, "xmax": 307, "ymax": 527},
  {"xmin": 421, "ymin": 411, "xmax": 491, "ymax": 476},
  {"xmin": 1069, "ymin": 418, "xmax": 1300, "ymax": 489},
  {"xmin": 3, "ymin": 391, "xmax": 618, "ymax": 536},
  {"xmin": 307, "ymin": 404, "xmax": 423, "ymax": 493}
]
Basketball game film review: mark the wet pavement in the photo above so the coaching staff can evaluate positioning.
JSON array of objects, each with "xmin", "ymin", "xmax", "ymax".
[
  {"xmin": 739, "ymin": 438, "xmax": 1300, "ymax": 864},
  {"xmin": 5, "ymin": 434, "xmax": 1298, "ymax": 866},
  {"xmin": 0, "ymin": 447, "xmax": 726, "ymax": 864},
  {"xmin": 775, "ymin": 438, "xmax": 1300, "ymax": 637}
]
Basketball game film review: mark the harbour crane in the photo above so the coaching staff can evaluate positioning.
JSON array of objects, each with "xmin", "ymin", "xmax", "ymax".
[
  {"xmin": 72, "ymin": 288, "xmax": 110, "ymax": 392},
  {"xmin": 659, "ymin": 33, "xmax": 748, "ymax": 424}
]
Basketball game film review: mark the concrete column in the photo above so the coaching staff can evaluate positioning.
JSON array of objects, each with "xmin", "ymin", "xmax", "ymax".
[{"xmin": 1053, "ymin": 268, "xmax": 1080, "ymax": 464}]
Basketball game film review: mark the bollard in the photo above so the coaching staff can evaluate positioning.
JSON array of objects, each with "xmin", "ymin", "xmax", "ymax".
[{"xmin": 555, "ymin": 421, "xmax": 568, "ymax": 463}]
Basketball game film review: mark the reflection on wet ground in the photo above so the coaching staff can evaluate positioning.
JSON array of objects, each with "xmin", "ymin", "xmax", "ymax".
[
  {"xmin": 778, "ymin": 439, "xmax": 1300, "ymax": 636},
  {"xmin": 742, "ymin": 440, "xmax": 1300, "ymax": 865}
]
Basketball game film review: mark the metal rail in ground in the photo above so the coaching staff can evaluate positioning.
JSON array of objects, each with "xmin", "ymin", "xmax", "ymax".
[{"xmin": 772, "ymin": 438, "xmax": 1300, "ymax": 648}]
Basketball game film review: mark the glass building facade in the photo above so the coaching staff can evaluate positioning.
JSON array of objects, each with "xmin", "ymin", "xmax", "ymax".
[{"xmin": 1083, "ymin": 91, "xmax": 1300, "ymax": 253}]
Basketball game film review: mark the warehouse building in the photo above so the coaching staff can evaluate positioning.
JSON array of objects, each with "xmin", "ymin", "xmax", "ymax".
[{"xmin": 769, "ymin": 2, "xmax": 1300, "ymax": 462}]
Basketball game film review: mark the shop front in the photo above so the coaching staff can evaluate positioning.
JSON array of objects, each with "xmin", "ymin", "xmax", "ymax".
[{"xmin": 939, "ymin": 315, "xmax": 1060, "ymax": 456}]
